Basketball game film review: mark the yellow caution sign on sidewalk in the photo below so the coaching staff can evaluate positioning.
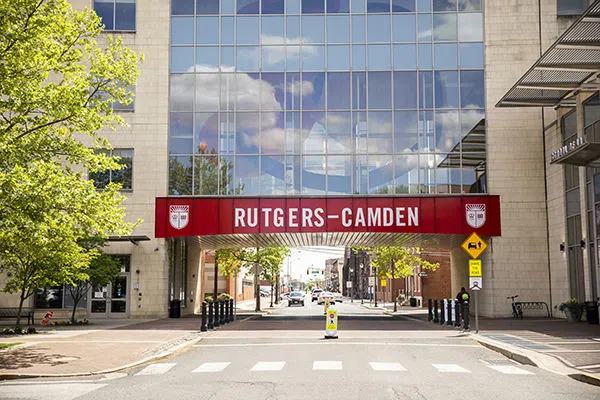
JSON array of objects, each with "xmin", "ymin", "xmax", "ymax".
[{"xmin": 325, "ymin": 304, "xmax": 338, "ymax": 339}]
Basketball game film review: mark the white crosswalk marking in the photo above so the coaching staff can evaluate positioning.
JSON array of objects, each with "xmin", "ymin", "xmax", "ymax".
[
  {"xmin": 313, "ymin": 361, "xmax": 343, "ymax": 370},
  {"xmin": 487, "ymin": 365, "xmax": 534, "ymax": 375},
  {"xmin": 369, "ymin": 362, "xmax": 407, "ymax": 371},
  {"xmin": 192, "ymin": 362, "xmax": 231, "ymax": 373},
  {"xmin": 432, "ymin": 364, "xmax": 471, "ymax": 373},
  {"xmin": 250, "ymin": 361, "xmax": 286, "ymax": 371},
  {"xmin": 135, "ymin": 363, "xmax": 176, "ymax": 376}
]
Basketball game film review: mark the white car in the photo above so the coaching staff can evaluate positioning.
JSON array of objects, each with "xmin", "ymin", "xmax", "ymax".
[
  {"xmin": 317, "ymin": 291, "xmax": 335, "ymax": 305},
  {"xmin": 333, "ymin": 292, "xmax": 343, "ymax": 302}
]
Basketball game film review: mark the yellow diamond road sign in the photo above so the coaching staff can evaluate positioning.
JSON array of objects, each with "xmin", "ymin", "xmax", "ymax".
[{"xmin": 461, "ymin": 232, "xmax": 487, "ymax": 259}]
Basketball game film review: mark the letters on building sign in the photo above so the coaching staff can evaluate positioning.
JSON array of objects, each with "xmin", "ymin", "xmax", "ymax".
[{"xmin": 551, "ymin": 136, "xmax": 586, "ymax": 161}]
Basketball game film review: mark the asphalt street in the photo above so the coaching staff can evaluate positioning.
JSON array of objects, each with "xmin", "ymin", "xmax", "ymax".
[{"xmin": 1, "ymin": 295, "xmax": 598, "ymax": 400}]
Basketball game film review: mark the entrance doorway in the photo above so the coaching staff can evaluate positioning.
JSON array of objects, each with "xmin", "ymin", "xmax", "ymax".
[{"xmin": 89, "ymin": 274, "xmax": 129, "ymax": 318}]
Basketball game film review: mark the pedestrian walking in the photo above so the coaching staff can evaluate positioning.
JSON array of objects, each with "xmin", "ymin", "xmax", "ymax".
[{"xmin": 456, "ymin": 287, "xmax": 470, "ymax": 329}]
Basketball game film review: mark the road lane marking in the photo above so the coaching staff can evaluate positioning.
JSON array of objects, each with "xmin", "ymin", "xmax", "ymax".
[
  {"xmin": 192, "ymin": 362, "xmax": 231, "ymax": 373},
  {"xmin": 193, "ymin": 342, "xmax": 479, "ymax": 348},
  {"xmin": 369, "ymin": 362, "xmax": 407, "ymax": 371},
  {"xmin": 432, "ymin": 364, "xmax": 471, "ymax": 373},
  {"xmin": 135, "ymin": 363, "xmax": 176, "ymax": 376},
  {"xmin": 250, "ymin": 361, "xmax": 286, "ymax": 371},
  {"xmin": 313, "ymin": 361, "xmax": 342, "ymax": 370},
  {"xmin": 487, "ymin": 365, "xmax": 534, "ymax": 375}
]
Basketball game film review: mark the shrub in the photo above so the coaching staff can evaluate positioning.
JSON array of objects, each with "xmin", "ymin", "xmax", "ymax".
[{"xmin": 559, "ymin": 298, "xmax": 585, "ymax": 320}]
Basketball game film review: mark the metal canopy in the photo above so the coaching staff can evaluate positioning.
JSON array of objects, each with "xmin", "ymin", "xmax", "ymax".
[
  {"xmin": 497, "ymin": 0, "xmax": 600, "ymax": 108},
  {"xmin": 438, "ymin": 119, "xmax": 486, "ymax": 170}
]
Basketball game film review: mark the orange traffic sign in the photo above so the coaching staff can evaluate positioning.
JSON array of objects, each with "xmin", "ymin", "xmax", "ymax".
[{"xmin": 461, "ymin": 232, "xmax": 487, "ymax": 259}]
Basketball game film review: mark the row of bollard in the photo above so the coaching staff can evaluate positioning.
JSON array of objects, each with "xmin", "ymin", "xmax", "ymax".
[
  {"xmin": 200, "ymin": 298, "xmax": 235, "ymax": 332},
  {"xmin": 427, "ymin": 298, "xmax": 470, "ymax": 330}
]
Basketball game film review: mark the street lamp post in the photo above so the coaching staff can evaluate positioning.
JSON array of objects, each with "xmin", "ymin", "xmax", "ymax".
[
  {"xmin": 349, "ymin": 268, "xmax": 354, "ymax": 303},
  {"xmin": 359, "ymin": 263, "xmax": 364, "ymax": 304}
]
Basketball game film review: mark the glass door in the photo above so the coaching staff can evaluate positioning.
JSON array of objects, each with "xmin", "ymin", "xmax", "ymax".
[{"xmin": 89, "ymin": 274, "xmax": 129, "ymax": 318}]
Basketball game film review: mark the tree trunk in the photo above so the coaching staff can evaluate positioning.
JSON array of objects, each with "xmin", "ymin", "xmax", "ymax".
[
  {"xmin": 16, "ymin": 288, "xmax": 26, "ymax": 329},
  {"xmin": 275, "ymin": 275, "xmax": 280, "ymax": 304},
  {"xmin": 270, "ymin": 286, "xmax": 273, "ymax": 308},
  {"xmin": 254, "ymin": 262, "xmax": 261, "ymax": 312}
]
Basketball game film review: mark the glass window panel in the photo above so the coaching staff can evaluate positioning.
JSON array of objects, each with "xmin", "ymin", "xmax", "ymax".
[
  {"xmin": 196, "ymin": 73, "xmax": 220, "ymax": 110},
  {"xmin": 327, "ymin": 0, "xmax": 350, "ymax": 13},
  {"xmin": 418, "ymin": 153, "xmax": 438, "ymax": 193},
  {"xmin": 302, "ymin": 15, "xmax": 325, "ymax": 43},
  {"xmin": 285, "ymin": 111, "xmax": 301, "ymax": 152},
  {"xmin": 354, "ymin": 112, "xmax": 367, "ymax": 153},
  {"xmin": 220, "ymin": 74, "xmax": 236, "ymax": 111},
  {"xmin": 170, "ymin": 113, "xmax": 194, "ymax": 154},
  {"xmin": 351, "ymin": 0, "xmax": 365, "ymax": 13},
  {"xmin": 327, "ymin": 112, "xmax": 352, "ymax": 153},
  {"xmin": 418, "ymin": 70, "xmax": 433, "ymax": 108},
  {"xmin": 115, "ymin": 0, "xmax": 135, "ymax": 31},
  {"xmin": 354, "ymin": 155, "xmax": 368, "ymax": 193},
  {"xmin": 368, "ymin": 44, "xmax": 391, "ymax": 70},
  {"xmin": 237, "ymin": 0, "xmax": 260, "ymax": 14},
  {"xmin": 221, "ymin": 16, "xmax": 235, "ymax": 44},
  {"xmin": 459, "ymin": 42, "xmax": 483, "ymax": 68},
  {"xmin": 222, "ymin": 0, "xmax": 235, "ymax": 13},
  {"xmin": 584, "ymin": 94, "xmax": 600, "ymax": 126},
  {"xmin": 236, "ymin": 113, "xmax": 260, "ymax": 153},
  {"xmin": 327, "ymin": 155, "xmax": 352, "ymax": 194},
  {"xmin": 394, "ymin": 154, "xmax": 419, "ymax": 194},
  {"xmin": 434, "ymin": 43, "xmax": 458, "ymax": 69},
  {"xmin": 196, "ymin": 113, "xmax": 219, "ymax": 154},
  {"xmin": 417, "ymin": 14, "xmax": 432, "ymax": 41},
  {"xmin": 286, "ymin": 72, "xmax": 302, "ymax": 110},
  {"xmin": 196, "ymin": 0, "xmax": 219, "ymax": 14},
  {"xmin": 393, "ymin": 44, "xmax": 417, "ymax": 70},
  {"xmin": 392, "ymin": 14, "xmax": 416, "ymax": 42},
  {"xmin": 352, "ymin": 44, "xmax": 366, "ymax": 70},
  {"xmin": 302, "ymin": 45, "xmax": 326, "ymax": 71},
  {"xmin": 196, "ymin": 46, "xmax": 219, "ymax": 70},
  {"xmin": 394, "ymin": 110, "xmax": 418, "ymax": 153},
  {"xmin": 171, "ymin": 17, "xmax": 194, "ymax": 45},
  {"xmin": 236, "ymin": 156, "xmax": 260, "ymax": 195},
  {"xmin": 287, "ymin": 0, "xmax": 301, "ymax": 13},
  {"xmin": 392, "ymin": 0, "xmax": 416, "ymax": 12},
  {"xmin": 260, "ymin": 72, "xmax": 285, "ymax": 110},
  {"xmin": 458, "ymin": 13, "xmax": 483, "ymax": 41},
  {"xmin": 172, "ymin": 0, "xmax": 194, "ymax": 15},
  {"xmin": 261, "ymin": 112, "xmax": 285, "ymax": 153},
  {"xmin": 460, "ymin": 70, "xmax": 484, "ymax": 108},
  {"xmin": 287, "ymin": 15, "xmax": 301, "ymax": 39},
  {"xmin": 418, "ymin": 43, "xmax": 432, "ymax": 68},
  {"xmin": 111, "ymin": 149, "xmax": 133, "ymax": 190},
  {"xmin": 352, "ymin": 72, "xmax": 367, "ymax": 109},
  {"xmin": 219, "ymin": 155, "xmax": 236, "ymax": 194},
  {"xmin": 194, "ymin": 155, "xmax": 219, "ymax": 195},
  {"xmin": 261, "ymin": 156, "xmax": 285, "ymax": 194},
  {"xmin": 417, "ymin": 0, "xmax": 431, "ymax": 12},
  {"xmin": 303, "ymin": 112, "xmax": 327, "ymax": 153},
  {"xmin": 302, "ymin": 72, "xmax": 326, "ymax": 110},
  {"xmin": 434, "ymin": 71, "xmax": 459, "ymax": 108},
  {"xmin": 196, "ymin": 17, "xmax": 218, "ymax": 45},
  {"xmin": 369, "ymin": 155, "xmax": 394, "ymax": 194},
  {"xmin": 368, "ymin": 111, "xmax": 393, "ymax": 153},
  {"xmin": 237, "ymin": 47, "xmax": 261, "ymax": 71},
  {"xmin": 287, "ymin": 46, "xmax": 302, "ymax": 70},
  {"xmin": 285, "ymin": 155, "xmax": 301, "ymax": 194},
  {"xmin": 170, "ymin": 47, "xmax": 195, "ymax": 73},
  {"xmin": 327, "ymin": 45, "xmax": 351, "ymax": 70},
  {"xmin": 367, "ymin": 15, "xmax": 390, "ymax": 43},
  {"xmin": 393, "ymin": 71, "xmax": 417, "ymax": 109},
  {"xmin": 169, "ymin": 156, "xmax": 193, "ymax": 195},
  {"xmin": 419, "ymin": 109, "xmax": 434, "ymax": 151},
  {"xmin": 368, "ymin": 72, "xmax": 392, "ymax": 109},
  {"xmin": 327, "ymin": 15, "xmax": 351, "ymax": 43},
  {"xmin": 433, "ymin": 0, "xmax": 456, "ymax": 11},
  {"xmin": 237, "ymin": 16, "xmax": 260, "ymax": 44},
  {"xmin": 433, "ymin": 14, "xmax": 456, "ymax": 41},
  {"xmin": 219, "ymin": 112, "xmax": 235, "ymax": 153},
  {"xmin": 459, "ymin": 0, "xmax": 482, "ymax": 11},
  {"xmin": 220, "ymin": 46, "xmax": 235, "ymax": 71},
  {"xmin": 170, "ymin": 74, "xmax": 194, "ymax": 111},
  {"xmin": 367, "ymin": 0, "xmax": 390, "ymax": 12},
  {"xmin": 303, "ymin": 0, "xmax": 326, "ymax": 13},
  {"xmin": 435, "ymin": 110, "xmax": 459, "ymax": 152},
  {"xmin": 462, "ymin": 153, "xmax": 486, "ymax": 193},
  {"xmin": 262, "ymin": 46, "xmax": 286, "ymax": 71},
  {"xmin": 262, "ymin": 0, "xmax": 284, "ymax": 14},
  {"xmin": 327, "ymin": 72, "xmax": 351, "ymax": 109},
  {"xmin": 95, "ymin": 0, "xmax": 114, "ymax": 30},
  {"xmin": 262, "ymin": 16, "xmax": 285, "ymax": 44},
  {"xmin": 461, "ymin": 108, "xmax": 484, "ymax": 137},
  {"xmin": 352, "ymin": 15, "xmax": 366, "ymax": 43},
  {"xmin": 302, "ymin": 156, "xmax": 327, "ymax": 194},
  {"xmin": 235, "ymin": 72, "xmax": 260, "ymax": 110}
]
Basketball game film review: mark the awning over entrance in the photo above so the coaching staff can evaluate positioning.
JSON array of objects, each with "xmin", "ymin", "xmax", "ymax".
[
  {"xmin": 551, "ymin": 119, "xmax": 600, "ymax": 167},
  {"xmin": 155, "ymin": 196, "xmax": 501, "ymax": 249},
  {"xmin": 497, "ymin": 0, "xmax": 600, "ymax": 108}
]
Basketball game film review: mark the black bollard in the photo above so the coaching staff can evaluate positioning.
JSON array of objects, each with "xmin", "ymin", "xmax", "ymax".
[
  {"xmin": 454, "ymin": 300, "xmax": 461, "ymax": 327},
  {"xmin": 463, "ymin": 301, "xmax": 470, "ymax": 330},
  {"xmin": 201, "ymin": 301, "xmax": 208, "ymax": 332},
  {"xmin": 428, "ymin": 299, "xmax": 433, "ymax": 321},
  {"xmin": 220, "ymin": 299, "xmax": 225, "ymax": 325},
  {"xmin": 208, "ymin": 301, "xmax": 215, "ymax": 329},
  {"xmin": 230, "ymin": 298, "xmax": 235, "ymax": 321},
  {"xmin": 440, "ymin": 299, "xmax": 445, "ymax": 325},
  {"xmin": 214, "ymin": 300, "xmax": 220, "ymax": 328},
  {"xmin": 447, "ymin": 299, "xmax": 453, "ymax": 326},
  {"xmin": 433, "ymin": 299, "xmax": 439, "ymax": 323}
]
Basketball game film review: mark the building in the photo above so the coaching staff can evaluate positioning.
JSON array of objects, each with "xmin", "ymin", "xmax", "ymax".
[{"xmin": 1, "ymin": 0, "xmax": 598, "ymax": 322}]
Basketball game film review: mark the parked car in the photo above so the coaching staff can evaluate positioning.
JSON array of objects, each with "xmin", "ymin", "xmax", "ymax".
[
  {"xmin": 311, "ymin": 289, "xmax": 323, "ymax": 302},
  {"xmin": 333, "ymin": 292, "xmax": 344, "ymax": 303},
  {"xmin": 287, "ymin": 291, "xmax": 305, "ymax": 306},
  {"xmin": 260, "ymin": 289, "xmax": 269, "ymax": 297},
  {"xmin": 317, "ymin": 291, "xmax": 335, "ymax": 305}
]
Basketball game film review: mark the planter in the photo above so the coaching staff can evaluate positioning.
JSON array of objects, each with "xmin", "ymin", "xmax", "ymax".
[{"xmin": 564, "ymin": 308, "xmax": 583, "ymax": 322}]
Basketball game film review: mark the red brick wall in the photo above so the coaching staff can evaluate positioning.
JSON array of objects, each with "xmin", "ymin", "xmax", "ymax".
[{"xmin": 421, "ymin": 251, "xmax": 452, "ymax": 305}]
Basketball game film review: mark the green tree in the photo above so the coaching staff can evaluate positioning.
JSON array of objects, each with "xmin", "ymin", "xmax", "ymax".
[{"xmin": 0, "ymin": 0, "xmax": 142, "ymax": 326}]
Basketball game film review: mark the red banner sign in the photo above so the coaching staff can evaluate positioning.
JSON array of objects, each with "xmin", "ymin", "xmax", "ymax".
[{"xmin": 155, "ymin": 196, "xmax": 501, "ymax": 238}]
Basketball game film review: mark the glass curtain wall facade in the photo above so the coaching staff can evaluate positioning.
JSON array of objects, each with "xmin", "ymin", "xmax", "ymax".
[{"xmin": 168, "ymin": 0, "xmax": 485, "ymax": 196}]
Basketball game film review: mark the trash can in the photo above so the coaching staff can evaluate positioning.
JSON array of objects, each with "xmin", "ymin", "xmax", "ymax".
[
  {"xmin": 169, "ymin": 299, "xmax": 181, "ymax": 318},
  {"xmin": 585, "ymin": 301, "xmax": 599, "ymax": 324},
  {"xmin": 410, "ymin": 297, "xmax": 417, "ymax": 307}
]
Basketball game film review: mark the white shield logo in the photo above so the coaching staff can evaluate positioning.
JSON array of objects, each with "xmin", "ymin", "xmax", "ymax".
[
  {"xmin": 466, "ymin": 204, "xmax": 486, "ymax": 229},
  {"xmin": 169, "ymin": 205, "xmax": 190, "ymax": 230}
]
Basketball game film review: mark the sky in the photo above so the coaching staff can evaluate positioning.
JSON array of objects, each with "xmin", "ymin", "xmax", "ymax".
[{"xmin": 282, "ymin": 246, "xmax": 345, "ymax": 283}]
